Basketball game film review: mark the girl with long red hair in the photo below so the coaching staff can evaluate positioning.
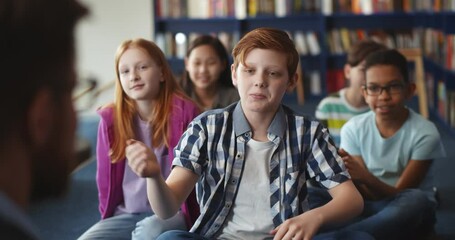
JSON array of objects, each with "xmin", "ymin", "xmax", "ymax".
[{"xmin": 79, "ymin": 38, "xmax": 199, "ymax": 240}]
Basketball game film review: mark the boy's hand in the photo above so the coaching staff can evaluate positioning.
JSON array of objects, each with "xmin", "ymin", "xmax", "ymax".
[
  {"xmin": 125, "ymin": 139, "xmax": 161, "ymax": 178},
  {"xmin": 270, "ymin": 210, "xmax": 322, "ymax": 240},
  {"xmin": 338, "ymin": 148, "xmax": 369, "ymax": 184}
]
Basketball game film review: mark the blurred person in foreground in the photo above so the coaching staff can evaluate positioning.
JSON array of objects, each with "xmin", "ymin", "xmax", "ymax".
[{"xmin": 0, "ymin": 0, "xmax": 88, "ymax": 239}]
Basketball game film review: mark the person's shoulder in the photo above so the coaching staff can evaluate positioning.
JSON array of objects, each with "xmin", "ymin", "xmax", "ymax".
[
  {"xmin": 96, "ymin": 103, "xmax": 114, "ymax": 121},
  {"xmin": 172, "ymin": 94, "xmax": 199, "ymax": 110},
  {"xmin": 316, "ymin": 90, "xmax": 343, "ymax": 108},
  {"xmin": 344, "ymin": 110, "xmax": 372, "ymax": 127},
  {"xmin": 408, "ymin": 109, "xmax": 439, "ymax": 132},
  {"xmin": 194, "ymin": 102, "xmax": 236, "ymax": 122}
]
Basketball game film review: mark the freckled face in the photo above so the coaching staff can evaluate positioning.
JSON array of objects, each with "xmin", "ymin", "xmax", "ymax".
[
  {"xmin": 232, "ymin": 48, "xmax": 295, "ymax": 116},
  {"xmin": 118, "ymin": 47, "xmax": 163, "ymax": 101}
]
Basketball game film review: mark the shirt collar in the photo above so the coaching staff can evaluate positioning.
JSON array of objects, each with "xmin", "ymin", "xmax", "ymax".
[{"xmin": 232, "ymin": 102, "xmax": 286, "ymax": 140}]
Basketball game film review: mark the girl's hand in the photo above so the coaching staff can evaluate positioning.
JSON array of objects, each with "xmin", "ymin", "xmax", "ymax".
[
  {"xmin": 270, "ymin": 210, "xmax": 322, "ymax": 240},
  {"xmin": 125, "ymin": 139, "xmax": 161, "ymax": 178}
]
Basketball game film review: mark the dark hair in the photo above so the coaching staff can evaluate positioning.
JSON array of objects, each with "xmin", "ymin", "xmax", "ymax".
[
  {"xmin": 0, "ymin": 0, "xmax": 88, "ymax": 141},
  {"xmin": 364, "ymin": 49, "xmax": 409, "ymax": 83},
  {"xmin": 232, "ymin": 27, "xmax": 299, "ymax": 79},
  {"xmin": 347, "ymin": 40, "xmax": 388, "ymax": 67},
  {"xmin": 180, "ymin": 35, "xmax": 232, "ymax": 93}
]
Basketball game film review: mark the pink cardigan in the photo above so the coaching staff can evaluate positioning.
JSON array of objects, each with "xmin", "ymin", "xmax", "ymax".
[{"xmin": 95, "ymin": 95, "xmax": 200, "ymax": 228}]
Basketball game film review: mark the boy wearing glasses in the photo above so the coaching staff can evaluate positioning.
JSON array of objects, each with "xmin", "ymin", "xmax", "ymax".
[
  {"xmin": 339, "ymin": 49, "xmax": 446, "ymax": 239},
  {"xmin": 315, "ymin": 40, "xmax": 387, "ymax": 146}
]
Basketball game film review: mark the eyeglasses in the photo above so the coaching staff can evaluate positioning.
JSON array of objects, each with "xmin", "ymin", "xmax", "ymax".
[{"xmin": 363, "ymin": 83, "xmax": 405, "ymax": 96}]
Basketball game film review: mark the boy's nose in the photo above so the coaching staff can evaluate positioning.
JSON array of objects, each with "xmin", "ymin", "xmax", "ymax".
[{"xmin": 254, "ymin": 74, "xmax": 267, "ymax": 88}]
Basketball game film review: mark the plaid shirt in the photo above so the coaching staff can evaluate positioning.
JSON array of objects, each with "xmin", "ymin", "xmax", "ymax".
[{"xmin": 173, "ymin": 102, "xmax": 349, "ymax": 238}]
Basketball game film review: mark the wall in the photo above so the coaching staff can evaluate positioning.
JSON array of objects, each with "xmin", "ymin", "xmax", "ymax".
[{"xmin": 75, "ymin": 0, "xmax": 153, "ymax": 113}]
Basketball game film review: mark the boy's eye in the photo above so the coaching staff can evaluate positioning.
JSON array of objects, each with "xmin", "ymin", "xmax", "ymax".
[
  {"xmin": 268, "ymin": 71, "xmax": 282, "ymax": 78},
  {"xmin": 120, "ymin": 69, "xmax": 129, "ymax": 75},
  {"xmin": 367, "ymin": 86, "xmax": 380, "ymax": 92}
]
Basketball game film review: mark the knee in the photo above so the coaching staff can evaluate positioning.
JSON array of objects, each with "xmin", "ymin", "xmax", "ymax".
[{"xmin": 398, "ymin": 189, "xmax": 431, "ymax": 208}]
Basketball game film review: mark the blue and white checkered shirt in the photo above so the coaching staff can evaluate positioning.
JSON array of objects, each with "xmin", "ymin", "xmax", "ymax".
[{"xmin": 173, "ymin": 102, "xmax": 349, "ymax": 238}]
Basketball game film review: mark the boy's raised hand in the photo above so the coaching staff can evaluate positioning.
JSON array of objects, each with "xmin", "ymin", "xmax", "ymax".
[{"xmin": 125, "ymin": 139, "xmax": 161, "ymax": 178}]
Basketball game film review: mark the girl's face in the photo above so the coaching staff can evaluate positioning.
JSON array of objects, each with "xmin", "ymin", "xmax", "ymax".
[
  {"xmin": 363, "ymin": 65, "xmax": 414, "ymax": 120},
  {"xmin": 185, "ymin": 44, "xmax": 225, "ymax": 90},
  {"xmin": 232, "ymin": 48, "xmax": 296, "ymax": 116},
  {"xmin": 118, "ymin": 47, "xmax": 163, "ymax": 101}
]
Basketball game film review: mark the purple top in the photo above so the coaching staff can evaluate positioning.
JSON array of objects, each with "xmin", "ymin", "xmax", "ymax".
[{"xmin": 95, "ymin": 94, "xmax": 200, "ymax": 228}]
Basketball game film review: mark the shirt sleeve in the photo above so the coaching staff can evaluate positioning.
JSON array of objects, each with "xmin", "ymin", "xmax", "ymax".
[
  {"xmin": 306, "ymin": 121, "xmax": 350, "ymax": 189},
  {"xmin": 95, "ymin": 115, "xmax": 112, "ymax": 217},
  {"xmin": 411, "ymin": 122, "xmax": 446, "ymax": 160},
  {"xmin": 173, "ymin": 119, "xmax": 207, "ymax": 176}
]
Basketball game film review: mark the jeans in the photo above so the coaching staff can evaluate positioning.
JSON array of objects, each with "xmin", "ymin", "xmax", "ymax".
[
  {"xmin": 78, "ymin": 211, "xmax": 186, "ymax": 240},
  {"xmin": 156, "ymin": 229, "xmax": 374, "ymax": 240},
  {"xmin": 308, "ymin": 187, "xmax": 437, "ymax": 240}
]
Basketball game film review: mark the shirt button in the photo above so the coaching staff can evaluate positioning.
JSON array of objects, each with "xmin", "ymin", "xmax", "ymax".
[
  {"xmin": 226, "ymin": 203, "xmax": 230, "ymax": 208},
  {"xmin": 231, "ymin": 179, "xmax": 236, "ymax": 184},
  {"xmin": 245, "ymin": 133, "xmax": 250, "ymax": 137},
  {"xmin": 237, "ymin": 153, "xmax": 242, "ymax": 158}
]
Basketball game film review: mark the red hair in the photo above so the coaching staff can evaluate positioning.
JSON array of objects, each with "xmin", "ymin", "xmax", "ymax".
[{"xmin": 108, "ymin": 38, "xmax": 189, "ymax": 163}]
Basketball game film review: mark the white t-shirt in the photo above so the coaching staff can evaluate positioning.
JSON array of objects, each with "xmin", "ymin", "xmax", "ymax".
[{"xmin": 218, "ymin": 139, "xmax": 275, "ymax": 240}]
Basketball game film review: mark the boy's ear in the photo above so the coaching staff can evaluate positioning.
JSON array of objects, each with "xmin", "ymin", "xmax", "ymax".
[
  {"xmin": 27, "ymin": 88, "xmax": 54, "ymax": 148},
  {"xmin": 287, "ymin": 73, "xmax": 298, "ymax": 91},
  {"xmin": 231, "ymin": 64, "xmax": 238, "ymax": 87},
  {"xmin": 344, "ymin": 64, "xmax": 351, "ymax": 80}
]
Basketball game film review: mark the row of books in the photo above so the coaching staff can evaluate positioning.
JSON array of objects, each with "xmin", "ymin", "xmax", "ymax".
[
  {"xmin": 325, "ymin": 28, "xmax": 455, "ymax": 71},
  {"xmin": 427, "ymin": 75, "xmax": 455, "ymax": 128},
  {"xmin": 155, "ymin": 0, "xmax": 455, "ymax": 19},
  {"xmin": 155, "ymin": 0, "xmax": 322, "ymax": 18},
  {"xmin": 422, "ymin": 29, "xmax": 455, "ymax": 71},
  {"xmin": 326, "ymin": 28, "xmax": 420, "ymax": 55},
  {"xmin": 155, "ymin": 31, "xmax": 322, "ymax": 59}
]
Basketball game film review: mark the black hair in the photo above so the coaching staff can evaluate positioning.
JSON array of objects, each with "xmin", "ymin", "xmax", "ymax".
[{"xmin": 364, "ymin": 49, "xmax": 409, "ymax": 83}]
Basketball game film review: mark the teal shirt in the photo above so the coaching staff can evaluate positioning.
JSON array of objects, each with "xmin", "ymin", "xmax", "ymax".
[{"xmin": 340, "ymin": 109, "xmax": 446, "ymax": 196}]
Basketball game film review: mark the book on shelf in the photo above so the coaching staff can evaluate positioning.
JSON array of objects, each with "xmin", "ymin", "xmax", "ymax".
[
  {"xmin": 426, "ymin": 72, "xmax": 435, "ymax": 109},
  {"xmin": 235, "ymin": 0, "xmax": 247, "ymax": 18},
  {"xmin": 294, "ymin": 31, "xmax": 309, "ymax": 55},
  {"xmin": 309, "ymin": 71, "xmax": 322, "ymax": 95},
  {"xmin": 326, "ymin": 69, "xmax": 345, "ymax": 93},
  {"xmin": 449, "ymin": 90, "xmax": 455, "ymax": 128},
  {"xmin": 437, "ymin": 80, "xmax": 447, "ymax": 122},
  {"xmin": 306, "ymin": 32, "xmax": 321, "ymax": 56},
  {"xmin": 175, "ymin": 33, "xmax": 187, "ymax": 59}
]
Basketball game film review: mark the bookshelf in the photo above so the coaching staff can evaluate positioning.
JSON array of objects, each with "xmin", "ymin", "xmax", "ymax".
[{"xmin": 152, "ymin": 0, "xmax": 455, "ymax": 137}]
